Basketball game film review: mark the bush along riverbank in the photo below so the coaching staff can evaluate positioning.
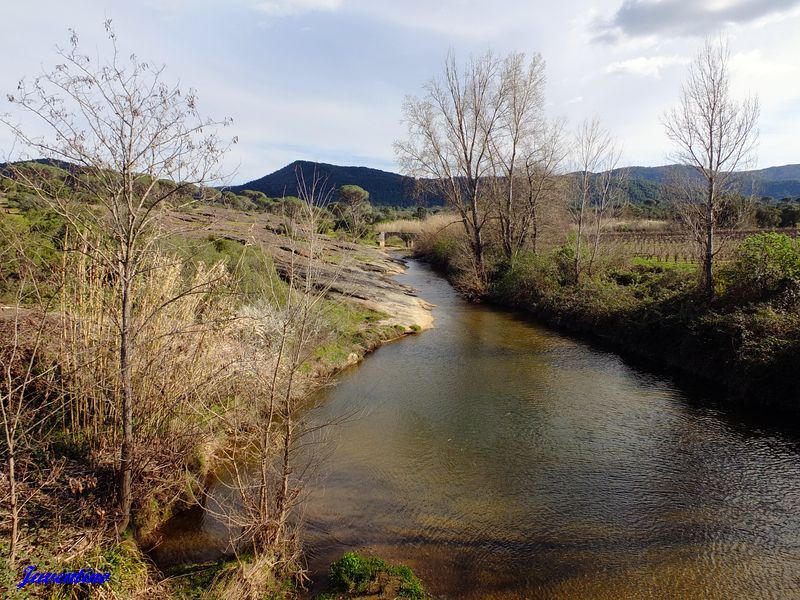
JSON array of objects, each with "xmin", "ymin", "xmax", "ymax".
[
  {"xmin": 419, "ymin": 231, "xmax": 800, "ymax": 413},
  {"xmin": 1, "ymin": 199, "xmax": 432, "ymax": 599}
]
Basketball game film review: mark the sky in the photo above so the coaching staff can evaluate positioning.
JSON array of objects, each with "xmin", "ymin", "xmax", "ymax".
[{"xmin": 1, "ymin": 0, "xmax": 799, "ymax": 184}]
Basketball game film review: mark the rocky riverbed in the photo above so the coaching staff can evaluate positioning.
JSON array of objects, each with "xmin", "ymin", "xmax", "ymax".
[{"xmin": 166, "ymin": 205, "xmax": 434, "ymax": 333}]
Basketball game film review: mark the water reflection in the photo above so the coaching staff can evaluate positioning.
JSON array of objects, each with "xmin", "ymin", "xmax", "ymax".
[
  {"xmin": 301, "ymin": 260, "xmax": 800, "ymax": 599},
  {"xmin": 151, "ymin": 260, "xmax": 800, "ymax": 598}
]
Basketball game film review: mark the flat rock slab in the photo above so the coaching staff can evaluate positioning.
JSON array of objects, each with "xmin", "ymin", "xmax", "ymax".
[{"xmin": 164, "ymin": 206, "xmax": 434, "ymax": 332}]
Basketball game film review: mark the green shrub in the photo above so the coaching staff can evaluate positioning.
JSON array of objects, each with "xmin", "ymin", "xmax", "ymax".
[
  {"xmin": 489, "ymin": 252, "xmax": 558, "ymax": 306},
  {"xmin": 431, "ymin": 237, "xmax": 457, "ymax": 270},
  {"xmin": 724, "ymin": 233, "xmax": 800, "ymax": 304},
  {"xmin": 552, "ymin": 243, "xmax": 577, "ymax": 285},
  {"xmin": 608, "ymin": 261, "xmax": 695, "ymax": 302},
  {"xmin": 0, "ymin": 210, "xmax": 65, "ymax": 302},
  {"xmin": 172, "ymin": 235, "xmax": 287, "ymax": 305},
  {"xmin": 327, "ymin": 552, "xmax": 425, "ymax": 599}
]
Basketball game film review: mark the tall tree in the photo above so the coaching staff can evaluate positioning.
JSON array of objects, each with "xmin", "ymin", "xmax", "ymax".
[
  {"xmin": 663, "ymin": 37, "xmax": 759, "ymax": 296},
  {"xmin": 570, "ymin": 118, "xmax": 622, "ymax": 283},
  {"xmin": 483, "ymin": 52, "xmax": 567, "ymax": 261},
  {"xmin": 396, "ymin": 51, "xmax": 507, "ymax": 288},
  {"xmin": 587, "ymin": 142, "xmax": 626, "ymax": 276},
  {"xmin": 2, "ymin": 22, "xmax": 231, "ymax": 530},
  {"xmin": 489, "ymin": 52, "xmax": 547, "ymax": 260}
]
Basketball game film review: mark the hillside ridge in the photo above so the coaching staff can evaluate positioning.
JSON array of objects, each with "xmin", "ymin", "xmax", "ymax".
[{"xmin": 231, "ymin": 160, "xmax": 800, "ymax": 207}]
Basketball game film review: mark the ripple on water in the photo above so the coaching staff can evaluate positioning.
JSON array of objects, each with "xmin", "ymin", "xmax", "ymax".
[
  {"xmin": 154, "ymin": 260, "xmax": 800, "ymax": 599},
  {"xmin": 301, "ymin": 261, "xmax": 800, "ymax": 599}
]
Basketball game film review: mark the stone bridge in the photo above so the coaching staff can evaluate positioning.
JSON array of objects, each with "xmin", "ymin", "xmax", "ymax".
[{"xmin": 378, "ymin": 231, "xmax": 419, "ymax": 249}]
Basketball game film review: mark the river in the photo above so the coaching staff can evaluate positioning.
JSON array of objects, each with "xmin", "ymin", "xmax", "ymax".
[{"xmin": 156, "ymin": 259, "xmax": 800, "ymax": 599}]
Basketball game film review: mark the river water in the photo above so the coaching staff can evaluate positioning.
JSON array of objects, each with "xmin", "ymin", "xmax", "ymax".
[
  {"xmin": 153, "ymin": 259, "xmax": 800, "ymax": 598},
  {"xmin": 299, "ymin": 259, "xmax": 800, "ymax": 599}
]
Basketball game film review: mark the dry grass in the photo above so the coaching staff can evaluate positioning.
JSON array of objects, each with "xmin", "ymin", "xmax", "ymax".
[
  {"xmin": 57, "ymin": 240, "xmax": 238, "ymax": 537},
  {"xmin": 603, "ymin": 218, "xmax": 673, "ymax": 232},
  {"xmin": 375, "ymin": 218, "xmax": 422, "ymax": 234},
  {"xmin": 376, "ymin": 212, "xmax": 461, "ymax": 236}
]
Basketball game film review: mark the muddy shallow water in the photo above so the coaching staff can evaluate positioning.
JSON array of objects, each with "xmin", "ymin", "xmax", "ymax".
[{"xmin": 155, "ymin": 259, "xmax": 800, "ymax": 599}]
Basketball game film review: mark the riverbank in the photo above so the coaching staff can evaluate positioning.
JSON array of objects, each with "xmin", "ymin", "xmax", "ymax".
[
  {"xmin": 1, "ymin": 202, "xmax": 434, "ymax": 598},
  {"xmin": 417, "ymin": 237, "xmax": 800, "ymax": 416},
  {"xmin": 164, "ymin": 206, "xmax": 435, "ymax": 339}
]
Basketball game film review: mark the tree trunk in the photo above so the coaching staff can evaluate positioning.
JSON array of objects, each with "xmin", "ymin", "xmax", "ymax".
[
  {"xmin": 703, "ymin": 193, "xmax": 714, "ymax": 298},
  {"xmin": 501, "ymin": 214, "xmax": 512, "ymax": 261},
  {"xmin": 470, "ymin": 194, "xmax": 486, "ymax": 284},
  {"xmin": 272, "ymin": 404, "xmax": 293, "ymax": 548},
  {"xmin": 503, "ymin": 164, "xmax": 515, "ymax": 261},
  {"xmin": 575, "ymin": 206, "xmax": 584, "ymax": 284},
  {"xmin": 589, "ymin": 216, "xmax": 602, "ymax": 277},
  {"xmin": 8, "ymin": 452, "xmax": 18, "ymax": 568},
  {"xmin": 704, "ymin": 179, "xmax": 715, "ymax": 297},
  {"xmin": 118, "ymin": 270, "xmax": 133, "ymax": 531}
]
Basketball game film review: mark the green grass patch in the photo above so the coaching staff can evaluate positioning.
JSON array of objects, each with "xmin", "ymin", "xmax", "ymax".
[
  {"xmin": 311, "ymin": 301, "xmax": 389, "ymax": 369},
  {"xmin": 631, "ymin": 257, "xmax": 697, "ymax": 273},
  {"xmin": 314, "ymin": 340, "xmax": 353, "ymax": 365},
  {"xmin": 323, "ymin": 552, "xmax": 425, "ymax": 599}
]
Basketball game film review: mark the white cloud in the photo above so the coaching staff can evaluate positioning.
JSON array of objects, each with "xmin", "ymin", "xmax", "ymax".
[
  {"xmin": 729, "ymin": 49, "xmax": 800, "ymax": 109},
  {"xmin": 605, "ymin": 54, "xmax": 688, "ymax": 77},
  {"xmin": 254, "ymin": 0, "xmax": 342, "ymax": 17},
  {"xmin": 349, "ymin": 0, "xmax": 549, "ymax": 38},
  {"xmin": 731, "ymin": 49, "xmax": 798, "ymax": 77}
]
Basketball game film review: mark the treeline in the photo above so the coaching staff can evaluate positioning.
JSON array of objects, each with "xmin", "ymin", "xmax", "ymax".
[
  {"xmin": 752, "ymin": 199, "xmax": 800, "ymax": 229},
  {"xmin": 215, "ymin": 184, "xmax": 430, "ymax": 233},
  {"xmin": 401, "ymin": 42, "xmax": 800, "ymax": 410}
]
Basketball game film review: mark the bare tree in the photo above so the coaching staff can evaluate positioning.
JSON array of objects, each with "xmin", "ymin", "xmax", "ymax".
[
  {"xmin": 570, "ymin": 118, "xmax": 621, "ymax": 283},
  {"xmin": 487, "ymin": 52, "xmax": 547, "ymax": 260},
  {"xmin": 514, "ymin": 120, "xmax": 567, "ymax": 257},
  {"xmin": 2, "ymin": 22, "xmax": 233, "ymax": 531},
  {"xmin": 199, "ymin": 172, "xmax": 338, "ymax": 597},
  {"xmin": 587, "ymin": 144, "xmax": 626, "ymax": 275},
  {"xmin": 396, "ymin": 51, "xmax": 507, "ymax": 288},
  {"xmin": 663, "ymin": 37, "xmax": 759, "ymax": 296}
]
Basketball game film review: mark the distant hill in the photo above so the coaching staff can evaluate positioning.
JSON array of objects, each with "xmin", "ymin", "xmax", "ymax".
[
  {"xmin": 235, "ymin": 160, "xmax": 800, "ymax": 208},
  {"xmin": 613, "ymin": 164, "xmax": 800, "ymax": 200},
  {"xmin": 9, "ymin": 157, "xmax": 796, "ymax": 210},
  {"xmin": 228, "ymin": 160, "xmax": 442, "ymax": 207},
  {"xmin": 750, "ymin": 164, "xmax": 800, "ymax": 182}
]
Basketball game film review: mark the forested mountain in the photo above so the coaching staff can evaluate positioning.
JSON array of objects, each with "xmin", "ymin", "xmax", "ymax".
[
  {"xmin": 613, "ymin": 164, "xmax": 800, "ymax": 200},
  {"xmin": 232, "ymin": 160, "xmax": 800, "ymax": 208},
  {"xmin": 228, "ymin": 160, "xmax": 441, "ymax": 207},
  {"xmin": 6, "ymin": 158, "xmax": 798, "ymax": 211}
]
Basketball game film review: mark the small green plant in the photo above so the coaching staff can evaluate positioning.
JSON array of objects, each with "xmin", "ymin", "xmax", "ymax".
[{"xmin": 326, "ymin": 552, "xmax": 425, "ymax": 599}]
